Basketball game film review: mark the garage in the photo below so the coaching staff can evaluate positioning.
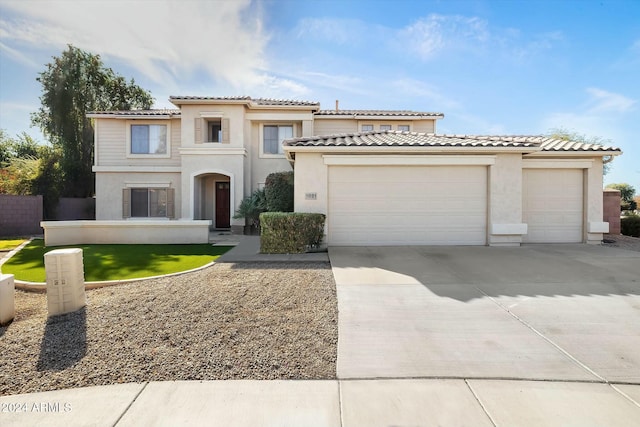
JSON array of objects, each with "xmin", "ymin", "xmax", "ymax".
[
  {"xmin": 522, "ymin": 168, "xmax": 584, "ymax": 243},
  {"xmin": 328, "ymin": 165, "xmax": 487, "ymax": 246}
]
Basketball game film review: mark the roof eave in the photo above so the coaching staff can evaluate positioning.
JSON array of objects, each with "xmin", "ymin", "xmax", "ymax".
[
  {"xmin": 525, "ymin": 150, "xmax": 623, "ymax": 158},
  {"xmin": 283, "ymin": 145, "xmax": 541, "ymax": 154},
  {"xmin": 86, "ymin": 113, "xmax": 179, "ymax": 119}
]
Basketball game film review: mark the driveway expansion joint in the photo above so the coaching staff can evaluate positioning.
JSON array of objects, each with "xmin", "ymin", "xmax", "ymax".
[
  {"xmin": 473, "ymin": 284, "xmax": 608, "ymax": 383},
  {"xmin": 464, "ymin": 379, "xmax": 498, "ymax": 427},
  {"xmin": 112, "ymin": 382, "xmax": 149, "ymax": 427}
]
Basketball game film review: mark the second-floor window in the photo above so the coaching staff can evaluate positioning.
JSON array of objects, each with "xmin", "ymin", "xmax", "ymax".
[
  {"xmin": 131, "ymin": 124, "xmax": 167, "ymax": 154},
  {"xmin": 207, "ymin": 119, "xmax": 222, "ymax": 143},
  {"xmin": 380, "ymin": 125, "xmax": 392, "ymax": 131},
  {"xmin": 361, "ymin": 124, "xmax": 374, "ymax": 131},
  {"xmin": 398, "ymin": 125, "xmax": 410, "ymax": 132},
  {"xmin": 263, "ymin": 125, "xmax": 293, "ymax": 155}
]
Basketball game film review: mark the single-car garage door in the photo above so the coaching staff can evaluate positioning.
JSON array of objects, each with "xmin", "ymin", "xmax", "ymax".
[
  {"xmin": 522, "ymin": 169, "xmax": 583, "ymax": 243},
  {"xmin": 328, "ymin": 165, "xmax": 487, "ymax": 245}
]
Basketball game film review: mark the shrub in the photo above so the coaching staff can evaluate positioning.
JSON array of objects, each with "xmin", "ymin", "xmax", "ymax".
[
  {"xmin": 264, "ymin": 171, "xmax": 294, "ymax": 212},
  {"xmin": 233, "ymin": 189, "xmax": 267, "ymax": 227},
  {"xmin": 621, "ymin": 215, "xmax": 640, "ymax": 237},
  {"xmin": 260, "ymin": 212, "xmax": 325, "ymax": 253}
]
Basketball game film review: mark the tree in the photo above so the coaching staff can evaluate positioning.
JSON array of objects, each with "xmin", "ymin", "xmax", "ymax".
[
  {"xmin": 0, "ymin": 129, "xmax": 63, "ymax": 218},
  {"xmin": 606, "ymin": 183, "xmax": 637, "ymax": 211},
  {"xmin": 31, "ymin": 45, "xmax": 153, "ymax": 197},
  {"xmin": 548, "ymin": 128, "xmax": 614, "ymax": 175}
]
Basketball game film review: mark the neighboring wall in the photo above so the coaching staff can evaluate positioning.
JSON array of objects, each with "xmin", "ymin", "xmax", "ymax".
[
  {"xmin": 0, "ymin": 194, "xmax": 43, "ymax": 236},
  {"xmin": 603, "ymin": 189, "xmax": 621, "ymax": 234},
  {"xmin": 55, "ymin": 198, "xmax": 95, "ymax": 220}
]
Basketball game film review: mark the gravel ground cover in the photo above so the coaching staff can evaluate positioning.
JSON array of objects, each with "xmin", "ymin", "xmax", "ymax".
[
  {"xmin": 602, "ymin": 233, "xmax": 640, "ymax": 252},
  {"xmin": 0, "ymin": 262, "xmax": 337, "ymax": 396}
]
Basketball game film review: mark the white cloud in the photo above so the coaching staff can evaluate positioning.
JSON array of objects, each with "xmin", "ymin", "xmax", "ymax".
[
  {"xmin": 398, "ymin": 14, "xmax": 489, "ymax": 60},
  {"xmin": 391, "ymin": 78, "xmax": 459, "ymax": 110},
  {"xmin": 0, "ymin": 40, "xmax": 39, "ymax": 68},
  {"xmin": 585, "ymin": 87, "xmax": 636, "ymax": 113},
  {"xmin": 294, "ymin": 18, "xmax": 367, "ymax": 45},
  {"xmin": 0, "ymin": 0, "xmax": 301, "ymax": 95}
]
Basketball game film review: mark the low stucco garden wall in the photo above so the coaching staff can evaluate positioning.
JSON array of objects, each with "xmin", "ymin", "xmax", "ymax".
[{"xmin": 41, "ymin": 220, "xmax": 211, "ymax": 246}]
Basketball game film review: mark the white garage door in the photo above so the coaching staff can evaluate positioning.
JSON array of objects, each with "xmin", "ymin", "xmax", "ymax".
[
  {"xmin": 328, "ymin": 165, "xmax": 487, "ymax": 246},
  {"xmin": 522, "ymin": 169, "xmax": 583, "ymax": 243}
]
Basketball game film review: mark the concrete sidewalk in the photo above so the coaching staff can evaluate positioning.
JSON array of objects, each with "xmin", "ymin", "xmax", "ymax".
[
  {"xmin": 214, "ymin": 234, "xmax": 329, "ymax": 262},
  {"xmin": 2, "ymin": 379, "xmax": 639, "ymax": 426}
]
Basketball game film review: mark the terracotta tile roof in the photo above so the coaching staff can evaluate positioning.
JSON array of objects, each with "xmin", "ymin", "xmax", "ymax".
[
  {"xmin": 315, "ymin": 109, "xmax": 444, "ymax": 118},
  {"xmin": 284, "ymin": 131, "xmax": 621, "ymax": 152},
  {"xmin": 87, "ymin": 109, "xmax": 181, "ymax": 116},
  {"xmin": 169, "ymin": 96, "xmax": 319, "ymax": 107}
]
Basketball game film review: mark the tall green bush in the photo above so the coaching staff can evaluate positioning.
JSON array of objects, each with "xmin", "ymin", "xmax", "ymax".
[
  {"xmin": 621, "ymin": 215, "xmax": 640, "ymax": 237},
  {"xmin": 260, "ymin": 212, "xmax": 325, "ymax": 253},
  {"xmin": 264, "ymin": 171, "xmax": 294, "ymax": 212}
]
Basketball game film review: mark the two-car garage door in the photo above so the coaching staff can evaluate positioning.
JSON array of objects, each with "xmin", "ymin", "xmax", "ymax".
[{"xmin": 328, "ymin": 165, "xmax": 487, "ymax": 246}]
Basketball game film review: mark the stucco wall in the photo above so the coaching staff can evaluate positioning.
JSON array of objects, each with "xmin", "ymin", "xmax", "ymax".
[
  {"xmin": 95, "ymin": 172, "xmax": 181, "ymax": 220},
  {"xmin": 95, "ymin": 118, "xmax": 181, "ymax": 167},
  {"xmin": 488, "ymin": 154, "xmax": 527, "ymax": 246},
  {"xmin": 41, "ymin": 220, "xmax": 210, "ymax": 246}
]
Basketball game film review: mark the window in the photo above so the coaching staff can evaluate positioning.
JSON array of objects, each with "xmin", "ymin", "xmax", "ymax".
[
  {"xmin": 361, "ymin": 124, "xmax": 374, "ymax": 132},
  {"xmin": 398, "ymin": 125, "xmax": 410, "ymax": 132},
  {"xmin": 207, "ymin": 119, "xmax": 222, "ymax": 143},
  {"xmin": 263, "ymin": 125, "xmax": 293, "ymax": 155},
  {"xmin": 123, "ymin": 188, "xmax": 174, "ymax": 218},
  {"xmin": 131, "ymin": 125, "xmax": 167, "ymax": 154},
  {"xmin": 380, "ymin": 125, "xmax": 392, "ymax": 131}
]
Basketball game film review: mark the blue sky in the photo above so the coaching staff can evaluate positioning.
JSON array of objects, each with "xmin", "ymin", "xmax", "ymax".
[{"xmin": 0, "ymin": 0, "xmax": 638, "ymax": 188}]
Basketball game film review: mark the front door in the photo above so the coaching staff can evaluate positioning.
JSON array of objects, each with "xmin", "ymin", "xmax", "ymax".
[{"xmin": 215, "ymin": 182, "xmax": 230, "ymax": 228}]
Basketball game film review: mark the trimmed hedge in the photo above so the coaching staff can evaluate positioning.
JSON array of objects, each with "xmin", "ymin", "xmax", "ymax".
[
  {"xmin": 264, "ymin": 171, "xmax": 294, "ymax": 212},
  {"xmin": 260, "ymin": 212, "xmax": 325, "ymax": 253},
  {"xmin": 621, "ymin": 215, "xmax": 640, "ymax": 237}
]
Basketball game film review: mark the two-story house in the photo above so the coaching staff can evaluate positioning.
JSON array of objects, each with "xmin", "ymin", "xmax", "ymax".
[{"xmin": 41, "ymin": 95, "xmax": 620, "ymax": 247}]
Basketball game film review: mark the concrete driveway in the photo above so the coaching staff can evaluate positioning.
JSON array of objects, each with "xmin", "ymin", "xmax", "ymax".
[{"xmin": 329, "ymin": 244, "xmax": 640, "ymax": 382}]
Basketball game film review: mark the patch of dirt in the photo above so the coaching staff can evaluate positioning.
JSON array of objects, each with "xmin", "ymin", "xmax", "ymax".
[{"xmin": 601, "ymin": 234, "xmax": 640, "ymax": 252}]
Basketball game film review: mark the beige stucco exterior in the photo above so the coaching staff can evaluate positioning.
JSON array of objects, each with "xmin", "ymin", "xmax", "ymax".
[
  {"xmin": 88, "ymin": 96, "xmax": 617, "ymax": 246},
  {"xmin": 288, "ymin": 146, "xmax": 615, "ymax": 246}
]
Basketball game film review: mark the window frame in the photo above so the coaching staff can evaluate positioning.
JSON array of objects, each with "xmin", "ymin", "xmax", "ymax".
[
  {"xmin": 123, "ymin": 186, "xmax": 175, "ymax": 219},
  {"xmin": 260, "ymin": 123, "xmax": 294, "ymax": 158},
  {"xmin": 397, "ymin": 125, "xmax": 410, "ymax": 132},
  {"xmin": 126, "ymin": 121, "xmax": 171, "ymax": 159},
  {"xmin": 379, "ymin": 124, "xmax": 392, "ymax": 131},
  {"xmin": 361, "ymin": 124, "xmax": 374, "ymax": 132}
]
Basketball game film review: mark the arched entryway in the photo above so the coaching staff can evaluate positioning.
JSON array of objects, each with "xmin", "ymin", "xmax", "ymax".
[{"xmin": 193, "ymin": 173, "xmax": 231, "ymax": 229}]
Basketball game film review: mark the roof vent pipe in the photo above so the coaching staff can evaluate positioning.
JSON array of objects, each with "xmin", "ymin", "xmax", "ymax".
[{"xmin": 335, "ymin": 100, "xmax": 339, "ymax": 111}]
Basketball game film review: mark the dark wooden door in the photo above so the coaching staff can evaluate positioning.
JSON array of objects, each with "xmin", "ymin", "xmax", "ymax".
[{"xmin": 215, "ymin": 182, "xmax": 230, "ymax": 228}]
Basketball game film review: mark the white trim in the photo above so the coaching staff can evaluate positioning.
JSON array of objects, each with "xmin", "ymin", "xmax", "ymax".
[
  {"xmin": 126, "ymin": 120, "xmax": 172, "ymax": 159},
  {"xmin": 285, "ymin": 145, "xmax": 539, "ymax": 154},
  {"xmin": 87, "ymin": 113, "xmax": 177, "ymax": 119},
  {"xmin": 93, "ymin": 119, "xmax": 99, "ymax": 166},
  {"xmin": 245, "ymin": 112, "xmax": 313, "ymax": 120},
  {"xmin": 491, "ymin": 223, "xmax": 528, "ymax": 235},
  {"xmin": 259, "ymin": 123, "xmax": 294, "ymax": 158},
  {"xmin": 323, "ymin": 154, "xmax": 496, "ymax": 166},
  {"xmin": 92, "ymin": 166, "xmax": 182, "ymax": 173},
  {"xmin": 588, "ymin": 222, "xmax": 609, "ymax": 233},
  {"xmin": 524, "ymin": 151, "xmax": 620, "ymax": 158},
  {"xmin": 199, "ymin": 111, "xmax": 224, "ymax": 118},
  {"xmin": 179, "ymin": 147, "xmax": 247, "ymax": 156},
  {"xmin": 522, "ymin": 159, "xmax": 594, "ymax": 169},
  {"xmin": 125, "ymin": 182, "xmax": 171, "ymax": 188}
]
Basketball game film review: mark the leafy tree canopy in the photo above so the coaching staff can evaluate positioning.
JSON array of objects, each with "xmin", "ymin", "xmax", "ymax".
[
  {"xmin": 548, "ymin": 128, "xmax": 614, "ymax": 175},
  {"xmin": 31, "ymin": 45, "xmax": 153, "ymax": 197},
  {"xmin": 606, "ymin": 183, "xmax": 637, "ymax": 211}
]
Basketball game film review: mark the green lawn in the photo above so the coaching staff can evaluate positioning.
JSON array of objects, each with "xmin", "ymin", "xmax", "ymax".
[
  {"xmin": 1, "ymin": 240, "xmax": 232, "ymax": 282},
  {"xmin": 0, "ymin": 239, "xmax": 27, "ymax": 251}
]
